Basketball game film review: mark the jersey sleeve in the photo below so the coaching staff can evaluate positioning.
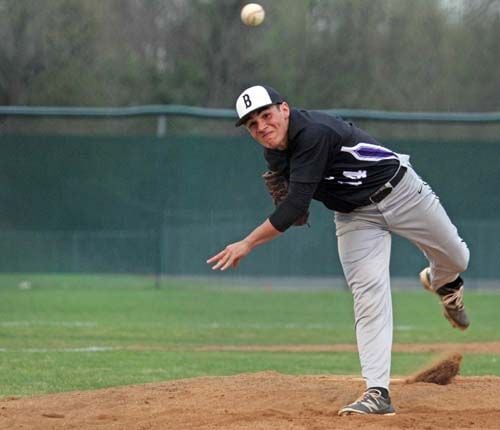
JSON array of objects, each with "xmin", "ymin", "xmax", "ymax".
[{"xmin": 269, "ymin": 182, "xmax": 317, "ymax": 232}]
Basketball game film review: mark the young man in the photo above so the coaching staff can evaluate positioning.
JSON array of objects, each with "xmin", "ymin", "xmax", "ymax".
[{"xmin": 207, "ymin": 85, "xmax": 470, "ymax": 416}]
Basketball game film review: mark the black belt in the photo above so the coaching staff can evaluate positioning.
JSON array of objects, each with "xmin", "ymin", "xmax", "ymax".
[{"xmin": 368, "ymin": 166, "xmax": 407, "ymax": 204}]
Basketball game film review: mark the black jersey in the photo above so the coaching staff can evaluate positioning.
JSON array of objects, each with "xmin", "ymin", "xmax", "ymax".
[{"xmin": 266, "ymin": 109, "xmax": 401, "ymax": 230}]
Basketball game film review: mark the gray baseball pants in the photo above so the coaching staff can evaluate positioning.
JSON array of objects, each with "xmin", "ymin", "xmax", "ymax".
[{"xmin": 334, "ymin": 165, "xmax": 469, "ymax": 390}]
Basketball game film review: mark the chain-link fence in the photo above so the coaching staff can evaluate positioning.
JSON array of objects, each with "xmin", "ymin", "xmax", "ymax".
[{"xmin": 0, "ymin": 111, "xmax": 499, "ymax": 285}]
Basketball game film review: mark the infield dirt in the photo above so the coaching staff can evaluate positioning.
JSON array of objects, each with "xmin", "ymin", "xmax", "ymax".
[{"xmin": 2, "ymin": 372, "xmax": 500, "ymax": 429}]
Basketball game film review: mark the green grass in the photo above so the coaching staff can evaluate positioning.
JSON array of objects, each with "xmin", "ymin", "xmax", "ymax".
[{"xmin": 0, "ymin": 274, "xmax": 499, "ymax": 397}]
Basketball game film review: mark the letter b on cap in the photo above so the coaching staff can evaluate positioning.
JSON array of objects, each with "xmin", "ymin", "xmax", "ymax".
[{"xmin": 243, "ymin": 94, "xmax": 252, "ymax": 108}]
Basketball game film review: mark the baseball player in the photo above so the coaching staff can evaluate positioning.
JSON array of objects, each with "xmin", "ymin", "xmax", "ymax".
[{"xmin": 207, "ymin": 85, "xmax": 470, "ymax": 416}]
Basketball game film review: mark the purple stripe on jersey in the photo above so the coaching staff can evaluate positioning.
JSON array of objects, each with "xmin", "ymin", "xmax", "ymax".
[
  {"xmin": 341, "ymin": 143, "xmax": 398, "ymax": 161},
  {"xmin": 356, "ymin": 147, "xmax": 395, "ymax": 158}
]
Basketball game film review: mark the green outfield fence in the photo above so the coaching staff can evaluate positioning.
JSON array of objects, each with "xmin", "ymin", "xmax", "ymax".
[{"xmin": 0, "ymin": 106, "xmax": 499, "ymax": 284}]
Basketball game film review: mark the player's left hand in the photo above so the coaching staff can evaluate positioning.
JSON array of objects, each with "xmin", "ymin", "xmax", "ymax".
[{"xmin": 207, "ymin": 240, "xmax": 252, "ymax": 271}]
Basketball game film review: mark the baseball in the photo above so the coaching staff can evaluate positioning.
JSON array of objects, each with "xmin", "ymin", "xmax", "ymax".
[{"xmin": 241, "ymin": 3, "xmax": 265, "ymax": 26}]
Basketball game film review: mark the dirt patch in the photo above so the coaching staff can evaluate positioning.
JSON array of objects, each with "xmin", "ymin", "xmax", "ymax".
[{"xmin": 2, "ymin": 372, "xmax": 500, "ymax": 429}]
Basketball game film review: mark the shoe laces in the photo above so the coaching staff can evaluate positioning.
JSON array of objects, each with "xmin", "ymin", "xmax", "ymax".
[
  {"xmin": 357, "ymin": 389, "xmax": 383, "ymax": 404},
  {"xmin": 441, "ymin": 286, "xmax": 465, "ymax": 311}
]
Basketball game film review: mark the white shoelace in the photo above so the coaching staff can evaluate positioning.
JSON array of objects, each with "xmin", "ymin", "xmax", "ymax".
[
  {"xmin": 354, "ymin": 390, "xmax": 385, "ymax": 411},
  {"xmin": 441, "ymin": 286, "xmax": 465, "ymax": 311}
]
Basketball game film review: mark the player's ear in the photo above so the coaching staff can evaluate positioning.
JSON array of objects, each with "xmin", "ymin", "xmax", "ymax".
[{"xmin": 279, "ymin": 102, "xmax": 290, "ymax": 119}]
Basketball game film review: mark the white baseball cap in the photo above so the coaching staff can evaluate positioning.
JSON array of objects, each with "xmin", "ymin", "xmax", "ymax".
[{"xmin": 235, "ymin": 85, "xmax": 284, "ymax": 126}]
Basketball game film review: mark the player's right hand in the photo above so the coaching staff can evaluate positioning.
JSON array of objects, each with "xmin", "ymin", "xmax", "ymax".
[{"xmin": 206, "ymin": 240, "xmax": 252, "ymax": 271}]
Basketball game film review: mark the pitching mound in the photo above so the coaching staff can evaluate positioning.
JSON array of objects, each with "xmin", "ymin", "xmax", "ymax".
[{"xmin": 2, "ymin": 372, "xmax": 500, "ymax": 429}]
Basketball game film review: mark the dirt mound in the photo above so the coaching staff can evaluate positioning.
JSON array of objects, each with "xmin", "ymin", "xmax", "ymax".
[{"xmin": 2, "ymin": 372, "xmax": 500, "ymax": 429}]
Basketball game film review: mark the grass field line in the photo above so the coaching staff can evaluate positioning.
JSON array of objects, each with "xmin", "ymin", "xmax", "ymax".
[
  {"xmin": 2, "ymin": 342, "xmax": 500, "ymax": 354},
  {"xmin": 0, "ymin": 320, "xmax": 98, "ymax": 327},
  {"xmin": 0, "ymin": 320, "xmax": 414, "ymax": 330},
  {"xmin": 0, "ymin": 346, "xmax": 115, "ymax": 353}
]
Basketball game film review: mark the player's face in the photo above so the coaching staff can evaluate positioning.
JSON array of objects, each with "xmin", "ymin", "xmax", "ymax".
[{"xmin": 244, "ymin": 103, "xmax": 290, "ymax": 150}]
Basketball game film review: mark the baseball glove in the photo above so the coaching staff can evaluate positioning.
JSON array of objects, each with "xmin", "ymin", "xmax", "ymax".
[{"xmin": 262, "ymin": 170, "xmax": 309, "ymax": 226}]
